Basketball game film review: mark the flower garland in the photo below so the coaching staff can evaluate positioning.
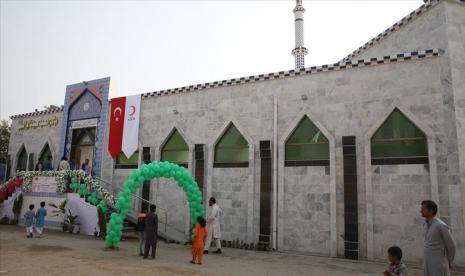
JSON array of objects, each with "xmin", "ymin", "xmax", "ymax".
[{"xmin": 0, "ymin": 170, "xmax": 115, "ymax": 206}]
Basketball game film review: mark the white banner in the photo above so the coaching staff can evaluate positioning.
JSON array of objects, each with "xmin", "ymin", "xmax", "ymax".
[
  {"xmin": 72, "ymin": 118, "xmax": 98, "ymax": 129},
  {"xmin": 122, "ymin": 94, "xmax": 141, "ymax": 158},
  {"xmin": 31, "ymin": 176, "xmax": 58, "ymax": 193}
]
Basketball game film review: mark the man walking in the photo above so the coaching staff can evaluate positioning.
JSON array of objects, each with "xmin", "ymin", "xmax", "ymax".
[
  {"xmin": 144, "ymin": 204, "xmax": 158, "ymax": 259},
  {"xmin": 421, "ymin": 200, "xmax": 456, "ymax": 276},
  {"xmin": 204, "ymin": 197, "xmax": 222, "ymax": 254}
]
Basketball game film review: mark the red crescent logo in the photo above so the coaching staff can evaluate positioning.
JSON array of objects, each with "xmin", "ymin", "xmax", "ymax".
[
  {"xmin": 129, "ymin": 105, "xmax": 136, "ymax": 116},
  {"xmin": 113, "ymin": 107, "xmax": 122, "ymax": 117}
]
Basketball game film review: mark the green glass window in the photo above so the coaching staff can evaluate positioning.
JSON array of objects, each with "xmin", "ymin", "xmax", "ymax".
[
  {"xmin": 39, "ymin": 143, "xmax": 52, "ymax": 163},
  {"xmin": 17, "ymin": 147, "xmax": 28, "ymax": 171},
  {"xmin": 371, "ymin": 109, "xmax": 428, "ymax": 161},
  {"xmin": 161, "ymin": 129, "xmax": 189, "ymax": 166},
  {"xmin": 115, "ymin": 151, "xmax": 139, "ymax": 169},
  {"xmin": 285, "ymin": 116, "xmax": 329, "ymax": 162},
  {"xmin": 214, "ymin": 124, "xmax": 249, "ymax": 166}
]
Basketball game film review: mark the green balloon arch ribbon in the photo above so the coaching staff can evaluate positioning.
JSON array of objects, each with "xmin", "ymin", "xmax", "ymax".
[{"xmin": 105, "ymin": 161, "xmax": 204, "ymax": 248}]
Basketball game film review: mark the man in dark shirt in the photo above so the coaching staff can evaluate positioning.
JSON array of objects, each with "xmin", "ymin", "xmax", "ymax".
[
  {"xmin": 144, "ymin": 204, "xmax": 158, "ymax": 259},
  {"xmin": 43, "ymin": 156, "xmax": 53, "ymax": 171}
]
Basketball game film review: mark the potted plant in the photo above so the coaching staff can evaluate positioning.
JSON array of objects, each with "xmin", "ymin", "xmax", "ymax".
[
  {"xmin": 97, "ymin": 206, "xmax": 107, "ymax": 238},
  {"xmin": 64, "ymin": 209, "xmax": 79, "ymax": 233},
  {"xmin": 49, "ymin": 199, "xmax": 68, "ymax": 231},
  {"xmin": 11, "ymin": 193, "xmax": 23, "ymax": 225}
]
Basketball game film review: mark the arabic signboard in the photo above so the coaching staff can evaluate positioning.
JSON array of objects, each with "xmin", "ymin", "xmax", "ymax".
[{"xmin": 18, "ymin": 117, "xmax": 59, "ymax": 131}]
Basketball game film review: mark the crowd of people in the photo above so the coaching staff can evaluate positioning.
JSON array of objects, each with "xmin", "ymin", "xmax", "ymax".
[
  {"xmin": 34, "ymin": 156, "xmax": 91, "ymax": 174},
  {"xmin": 134, "ymin": 198, "xmax": 456, "ymax": 276},
  {"xmin": 21, "ymin": 193, "xmax": 456, "ymax": 275},
  {"xmin": 136, "ymin": 197, "xmax": 223, "ymax": 265}
]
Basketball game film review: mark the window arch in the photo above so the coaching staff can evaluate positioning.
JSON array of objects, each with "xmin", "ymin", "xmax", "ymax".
[
  {"xmin": 214, "ymin": 123, "xmax": 249, "ymax": 168},
  {"xmin": 16, "ymin": 146, "xmax": 28, "ymax": 171},
  {"xmin": 285, "ymin": 116, "xmax": 329, "ymax": 166},
  {"xmin": 371, "ymin": 109, "xmax": 428, "ymax": 164},
  {"xmin": 161, "ymin": 129, "xmax": 189, "ymax": 168},
  {"xmin": 115, "ymin": 151, "xmax": 139, "ymax": 169},
  {"xmin": 39, "ymin": 143, "xmax": 52, "ymax": 163}
]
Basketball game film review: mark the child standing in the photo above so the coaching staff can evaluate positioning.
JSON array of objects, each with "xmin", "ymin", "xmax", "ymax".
[
  {"xmin": 383, "ymin": 246, "xmax": 407, "ymax": 276},
  {"xmin": 35, "ymin": 201, "xmax": 47, "ymax": 237},
  {"xmin": 24, "ymin": 204, "xmax": 35, "ymax": 238},
  {"xmin": 191, "ymin": 216, "xmax": 208, "ymax": 265},
  {"xmin": 136, "ymin": 210, "xmax": 146, "ymax": 256}
]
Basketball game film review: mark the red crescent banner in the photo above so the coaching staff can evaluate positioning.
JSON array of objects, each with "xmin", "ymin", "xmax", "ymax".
[{"xmin": 108, "ymin": 97, "xmax": 126, "ymax": 158}]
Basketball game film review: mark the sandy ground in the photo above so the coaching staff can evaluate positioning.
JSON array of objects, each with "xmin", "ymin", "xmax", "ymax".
[{"xmin": 0, "ymin": 225, "xmax": 463, "ymax": 276}]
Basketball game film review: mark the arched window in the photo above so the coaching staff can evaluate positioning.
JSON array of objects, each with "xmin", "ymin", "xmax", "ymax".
[
  {"xmin": 115, "ymin": 151, "xmax": 139, "ymax": 169},
  {"xmin": 285, "ymin": 116, "xmax": 329, "ymax": 166},
  {"xmin": 214, "ymin": 123, "xmax": 249, "ymax": 168},
  {"xmin": 371, "ymin": 109, "xmax": 428, "ymax": 164},
  {"xmin": 39, "ymin": 143, "xmax": 52, "ymax": 163},
  {"xmin": 17, "ymin": 146, "xmax": 28, "ymax": 171},
  {"xmin": 161, "ymin": 129, "xmax": 189, "ymax": 168}
]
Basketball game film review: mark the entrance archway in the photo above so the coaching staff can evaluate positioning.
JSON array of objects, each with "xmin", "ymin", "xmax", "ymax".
[{"xmin": 105, "ymin": 161, "xmax": 204, "ymax": 248}]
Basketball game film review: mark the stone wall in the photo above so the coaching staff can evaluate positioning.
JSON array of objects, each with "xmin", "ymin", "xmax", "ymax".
[
  {"xmin": 9, "ymin": 112, "xmax": 63, "ymax": 172},
  {"xmin": 445, "ymin": 1, "xmax": 465, "ymax": 264},
  {"xmin": 211, "ymin": 167, "xmax": 252, "ymax": 242},
  {"xmin": 371, "ymin": 164, "xmax": 430, "ymax": 262},
  {"xmin": 282, "ymin": 166, "xmax": 331, "ymax": 255},
  {"xmin": 151, "ymin": 178, "xmax": 189, "ymax": 235}
]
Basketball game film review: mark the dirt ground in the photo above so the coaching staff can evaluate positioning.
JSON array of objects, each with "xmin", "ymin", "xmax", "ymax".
[{"xmin": 0, "ymin": 225, "xmax": 463, "ymax": 276}]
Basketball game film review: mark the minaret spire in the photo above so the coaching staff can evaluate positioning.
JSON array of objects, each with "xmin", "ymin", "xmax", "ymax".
[{"xmin": 292, "ymin": 0, "xmax": 308, "ymax": 69}]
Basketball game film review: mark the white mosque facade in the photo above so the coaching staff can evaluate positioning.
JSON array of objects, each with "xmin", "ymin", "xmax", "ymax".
[{"xmin": 5, "ymin": 0, "xmax": 465, "ymax": 265}]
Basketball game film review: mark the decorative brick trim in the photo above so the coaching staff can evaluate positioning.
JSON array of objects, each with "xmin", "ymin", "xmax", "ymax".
[
  {"xmin": 141, "ymin": 49, "xmax": 443, "ymax": 99},
  {"xmin": 10, "ymin": 107, "xmax": 63, "ymax": 119},
  {"xmin": 340, "ymin": 0, "xmax": 463, "ymax": 63}
]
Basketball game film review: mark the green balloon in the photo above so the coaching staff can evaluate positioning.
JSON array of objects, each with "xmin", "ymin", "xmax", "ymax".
[{"xmin": 105, "ymin": 161, "xmax": 205, "ymax": 248}]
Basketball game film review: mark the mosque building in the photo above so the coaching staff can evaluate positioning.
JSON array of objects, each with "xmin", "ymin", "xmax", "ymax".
[{"xmin": 5, "ymin": 0, "xmax": 465, "ymax": 265}]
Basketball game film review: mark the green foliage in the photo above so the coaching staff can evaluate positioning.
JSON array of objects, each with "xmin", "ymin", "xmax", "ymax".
[
  {"xmin": 48, "ymin": 199, "xmax": 68, "ymax": 217},
  {"xmin": 0, "ymin": 120, "xmax": 10, "ymax": 164},
  {"xmin": 12, "ymin": 194, "xmax": 23, "ymax": 220},
  {"xmin": 65, "ymin": 209, "xmax": 79, "ymax": 226},
  {"xmin": 105, "ymin": 161, "xmax": 204, "ymax": 248}
]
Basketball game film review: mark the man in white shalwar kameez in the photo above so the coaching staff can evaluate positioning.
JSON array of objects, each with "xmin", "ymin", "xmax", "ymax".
[
  {"xmin": 204, "ymin": 197, "xmax": 222, "ymax": 254},
  {"xmin": 421, "ymin": 200, "xmax": 456, "ymax": 276}
]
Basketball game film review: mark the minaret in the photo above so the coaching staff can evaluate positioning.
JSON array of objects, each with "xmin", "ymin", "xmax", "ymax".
[{"xmin": 292, "ymin": 0, "xmax": 308, "ymax": 69}]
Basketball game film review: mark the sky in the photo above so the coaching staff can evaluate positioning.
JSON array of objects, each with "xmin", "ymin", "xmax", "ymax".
[{"xmin": 0, "ymin": 0, "xmax": 423, "ymax": 121}]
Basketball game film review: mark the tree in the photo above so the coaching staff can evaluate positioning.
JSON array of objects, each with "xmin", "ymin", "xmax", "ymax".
[
  {"xmin": 43, "ymin": 105, "xmax": 61, "ymax": 111},
  {"xmin": 0, "ymin": 120, "xmax": 10, "ymax": 164}
]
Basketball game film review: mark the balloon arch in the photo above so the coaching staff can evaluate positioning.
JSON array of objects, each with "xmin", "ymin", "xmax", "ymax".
[{"xmin": 105, "ymin": 161, "xmax": 204, "ymax": 248}]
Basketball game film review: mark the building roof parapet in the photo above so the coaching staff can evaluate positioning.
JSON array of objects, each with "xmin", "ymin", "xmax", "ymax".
[
  {"xmin": 10, "ymin": 49, "xmax": 444, "ymax": 117},
  {"xmin": 141, "ymin": 49, "xmax": 444, "ymax": 99},
  {"xmin": 10, "ymin": 106, "xmax": 64, "ymax": 120}
]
